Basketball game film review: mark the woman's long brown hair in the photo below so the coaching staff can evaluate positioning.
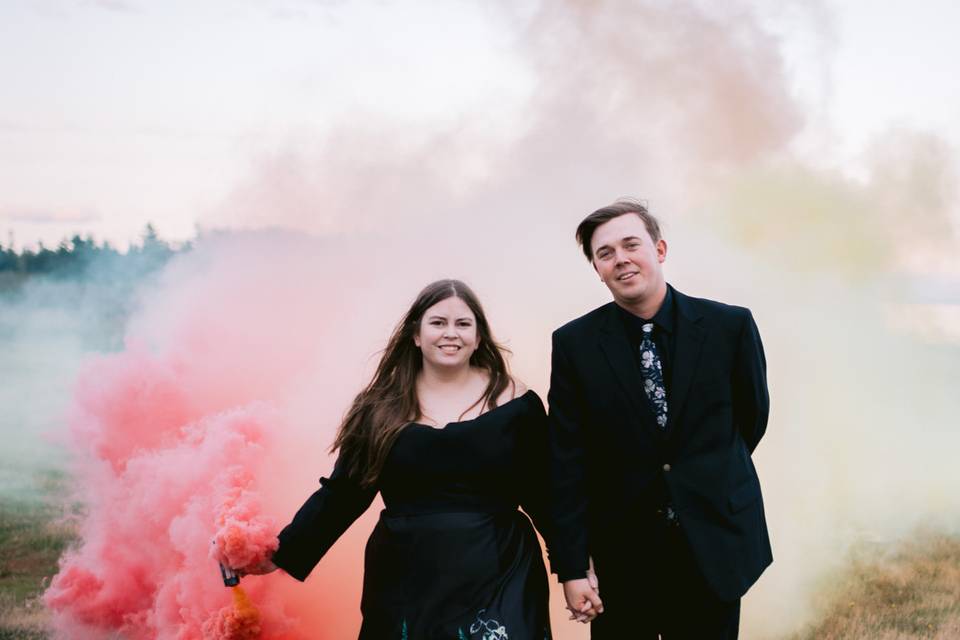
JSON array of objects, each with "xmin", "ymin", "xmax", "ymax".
[{"xmin": 332, "ymin": 279, "xmax": 512, "ymax": 488}]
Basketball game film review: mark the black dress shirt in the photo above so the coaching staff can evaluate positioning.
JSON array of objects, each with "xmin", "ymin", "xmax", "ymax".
[
  {"xmin": 615, "ymin": 286, "xmax": 678, "ymax": 513},
  {"xmin": 615, "ymin": 284, "xmax": 676, "ymax": 400}
]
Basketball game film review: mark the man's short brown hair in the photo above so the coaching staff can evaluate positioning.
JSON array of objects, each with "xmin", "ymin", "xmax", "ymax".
[{"xmin": 575, "ymin": 198, "xmax": 662, "ymax": 261}]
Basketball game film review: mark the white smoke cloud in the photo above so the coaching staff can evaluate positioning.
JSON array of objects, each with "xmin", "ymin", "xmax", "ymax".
[{"xmin": 195, "ymin": 2, "xmax": 960, "ymax": 637}]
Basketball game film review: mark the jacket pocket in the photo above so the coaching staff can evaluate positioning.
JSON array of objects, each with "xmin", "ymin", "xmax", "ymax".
[{"xmin": 728, "ymin": 476, "xmax": 761, "ymax": 513}]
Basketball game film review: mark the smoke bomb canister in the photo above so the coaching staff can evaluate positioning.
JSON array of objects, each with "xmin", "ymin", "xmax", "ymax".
[{"xmin": 219, "ymin": 562, "xmax": 240, "ymax": 587}]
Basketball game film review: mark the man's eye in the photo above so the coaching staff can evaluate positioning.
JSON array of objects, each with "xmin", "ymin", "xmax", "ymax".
[{"xmin": 626, "ymin": 243, "xmax": 639, "ymax": 249}]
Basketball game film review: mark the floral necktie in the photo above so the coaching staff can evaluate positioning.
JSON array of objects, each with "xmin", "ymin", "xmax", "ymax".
[
  {"xmin": 639, "ymin": 322, "xmax": 668, "ymax": 430},
  {"xmin": 641, "ymin": 322, "xmax": 678, "ymax": 523}
]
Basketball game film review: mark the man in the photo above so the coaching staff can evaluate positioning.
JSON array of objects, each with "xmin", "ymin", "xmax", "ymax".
[{"xmin": 549, "ymin": 199, "xmax": 771, "ymax": 638}]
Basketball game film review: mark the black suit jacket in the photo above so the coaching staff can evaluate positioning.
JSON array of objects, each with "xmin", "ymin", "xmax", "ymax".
[{"xmin": 548, "ymin": 285, "xmax": 771, "ymax": 601}]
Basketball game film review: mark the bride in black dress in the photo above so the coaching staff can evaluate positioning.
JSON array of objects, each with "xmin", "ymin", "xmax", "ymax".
[{"xmin": 245, "ymin": 279, "xmax": 554, "ymax": 639}]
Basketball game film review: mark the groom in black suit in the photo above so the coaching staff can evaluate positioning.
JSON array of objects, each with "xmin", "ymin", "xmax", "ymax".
[{"xmin": 549, "ymin": 199, "xmax": 771, "ymax": 638}]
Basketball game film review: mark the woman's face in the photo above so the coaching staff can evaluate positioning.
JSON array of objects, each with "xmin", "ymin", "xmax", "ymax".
[{"xmin": 414, "ymin": 296, "xmax": 479, "ymax": 370}]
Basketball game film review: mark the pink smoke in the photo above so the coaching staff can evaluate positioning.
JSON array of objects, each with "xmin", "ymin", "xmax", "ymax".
[
  {"xmin": 43, "ymin": 235, "xmax": 376, "ymax": 639},
  {"xmin": 45, "ymin": 353, "xmax": 290, "ymax": 638}
]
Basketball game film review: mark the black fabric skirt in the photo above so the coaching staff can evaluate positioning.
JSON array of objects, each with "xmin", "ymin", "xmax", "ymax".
[{"xmin": 358, "ymin": 509, "xmax": 551, "ymax": 640}]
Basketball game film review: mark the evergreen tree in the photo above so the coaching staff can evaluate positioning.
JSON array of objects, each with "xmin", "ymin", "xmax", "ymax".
[{"xmin": 0, "ymin": 224, "xmax": 183, "ymax": 283}]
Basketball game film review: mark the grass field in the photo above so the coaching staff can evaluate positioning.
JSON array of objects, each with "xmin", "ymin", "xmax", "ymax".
[
  {"xmin": 0, "ymin": 468, "xmax": 77, "ymax": 640},
  {"xmin": 789, "ymin": 533, "xmax": 960, "ymax": 640},
  {"xmin": 1, "ymin": 475, "xmax": 957, "ymax": 639}
]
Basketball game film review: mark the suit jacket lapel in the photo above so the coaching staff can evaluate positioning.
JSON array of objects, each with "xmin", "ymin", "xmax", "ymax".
[
  {"xmin": 668, "ymin": 289, "xmax": 705, "ymax": 436},
  {"xmin": 597, "ymin": 303, "xmax": 659, "ymax": 433}
]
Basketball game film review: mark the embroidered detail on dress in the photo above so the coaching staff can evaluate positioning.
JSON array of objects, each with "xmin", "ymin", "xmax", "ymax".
[{"xmin": 469, "ymin": 609, "xmax": 508, "ymax": 639}]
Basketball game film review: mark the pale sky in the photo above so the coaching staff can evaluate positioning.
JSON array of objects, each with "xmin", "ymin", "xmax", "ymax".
[{"xmin": 2, "ymin": 0, "xmax": 959, "ymax": 250}]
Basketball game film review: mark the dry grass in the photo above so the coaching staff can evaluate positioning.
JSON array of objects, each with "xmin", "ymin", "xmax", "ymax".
[{"xmin": 791, "ymin": 533, "xmax": 960, "ymax": 640}]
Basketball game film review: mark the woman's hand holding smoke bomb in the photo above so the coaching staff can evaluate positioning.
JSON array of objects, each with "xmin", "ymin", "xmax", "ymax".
[{"xmin": 239, "ymin": 558, "xmax": 279, "ymax": 576}]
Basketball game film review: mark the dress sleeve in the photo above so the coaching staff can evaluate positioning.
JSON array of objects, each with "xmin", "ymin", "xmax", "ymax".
[
  {"xmin": 272, "ymin": 451, "xmax": 378, "ymax": 581},
  {"xmin": 517, "ymin": 392, "xmax": 555, "ymax": 569}
]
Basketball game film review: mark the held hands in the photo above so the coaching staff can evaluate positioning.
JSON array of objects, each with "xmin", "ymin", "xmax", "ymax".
[
  {"xmin": 563, "ymin": 557, "xmax": 603, "ymax": 624},
  {"xmin": 587, "ymin": 556, "xmax": 599, "ymax": 594}
]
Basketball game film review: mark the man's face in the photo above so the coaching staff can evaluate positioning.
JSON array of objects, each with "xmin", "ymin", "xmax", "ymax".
[{"xmin": 590, "ymin": 213, "xmax": 667, "ymax": 306}]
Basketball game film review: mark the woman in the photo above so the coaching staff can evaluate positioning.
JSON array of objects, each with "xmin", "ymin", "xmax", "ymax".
[{"xmin": 247, "ymin": 279, "xmax": 554, "ymax": 639}]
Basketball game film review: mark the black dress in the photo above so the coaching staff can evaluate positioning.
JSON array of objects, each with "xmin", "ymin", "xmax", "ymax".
[{"xmin": 272, "ymin": 390, "xmax": 554, "ymax": 640}]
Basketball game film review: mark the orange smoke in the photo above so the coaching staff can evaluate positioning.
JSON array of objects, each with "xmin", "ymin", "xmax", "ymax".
[{"xmin": 203, "ymin": 587, "xmax": 262, "ymax": 640}]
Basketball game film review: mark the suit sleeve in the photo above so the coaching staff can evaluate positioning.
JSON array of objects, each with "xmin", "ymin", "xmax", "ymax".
[
  {"xmin": 732, "ymin": 310, "xmax": 769, "ymax": 453},
  {"xmin": 547, "ymin": 331, "xmax": 591, "ymax": 582},
  {"xmin": 271, "ymin": 452, "xmax": 377, "ymax": 581},
  {"xmin": 516, "ymin": 392, "xmax": 555, "ymax": 567}
]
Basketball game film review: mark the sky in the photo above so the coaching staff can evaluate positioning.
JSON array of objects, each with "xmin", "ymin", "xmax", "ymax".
[{"xmin": 1, "ymin": 0, "xmax": 959, "ymax": 256}]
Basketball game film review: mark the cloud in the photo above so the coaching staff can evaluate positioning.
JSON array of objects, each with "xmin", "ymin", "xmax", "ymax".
[
  {"xmin": 2, "ymin": 209, "xmax": 101, "ymax": 225},
  {"xmin": 80, "ymin": 0, "xmax": 138, "ymax": 13}
]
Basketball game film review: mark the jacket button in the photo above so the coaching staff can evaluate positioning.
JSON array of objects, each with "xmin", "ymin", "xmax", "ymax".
[{"xmin": 662, "ymin": 463, "xmax": 672, "ymax": 472}]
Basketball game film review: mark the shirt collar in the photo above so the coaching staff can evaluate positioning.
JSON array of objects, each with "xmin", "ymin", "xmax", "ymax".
[{"xmin": 615, "ymin": 284, "xmax": 675, "ymax": 336}]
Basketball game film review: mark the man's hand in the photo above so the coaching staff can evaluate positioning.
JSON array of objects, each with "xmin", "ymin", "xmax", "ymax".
[
  {"xmin": 586, "ymin": 555, "xmax": 599, "ymax": 594},
  {"xmin": 563, "ymin": 574, "xmax": 603, "ymax": 623}
]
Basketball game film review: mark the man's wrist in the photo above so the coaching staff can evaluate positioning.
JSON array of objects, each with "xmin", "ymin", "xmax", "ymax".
[{"xmin": 559, "ymin": 571, "xmax": 588, "ymax": 583}]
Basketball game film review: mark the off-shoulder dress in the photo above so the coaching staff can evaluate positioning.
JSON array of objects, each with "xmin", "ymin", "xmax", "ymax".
[{"xmin": 272, "ymin": 390, "xmax": 554, "ymax": 640}]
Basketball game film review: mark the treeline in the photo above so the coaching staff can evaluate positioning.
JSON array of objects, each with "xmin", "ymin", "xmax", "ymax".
[
  {"xmin": 0, "ymin": 224, "xmax": 186, "ymax": 280},
  {"xmin": 0, "ymin": 224, "xmax": 190, "ymax": 300}
]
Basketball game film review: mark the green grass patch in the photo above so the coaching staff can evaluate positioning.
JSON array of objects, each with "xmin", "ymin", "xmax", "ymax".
[
  {"xmin": 0, "ymin": 499, "xmax": 75, "ymax": 602},
  {"xmin": 0, "ymin": 469, "xmax": 78, "ymax": 638}
]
